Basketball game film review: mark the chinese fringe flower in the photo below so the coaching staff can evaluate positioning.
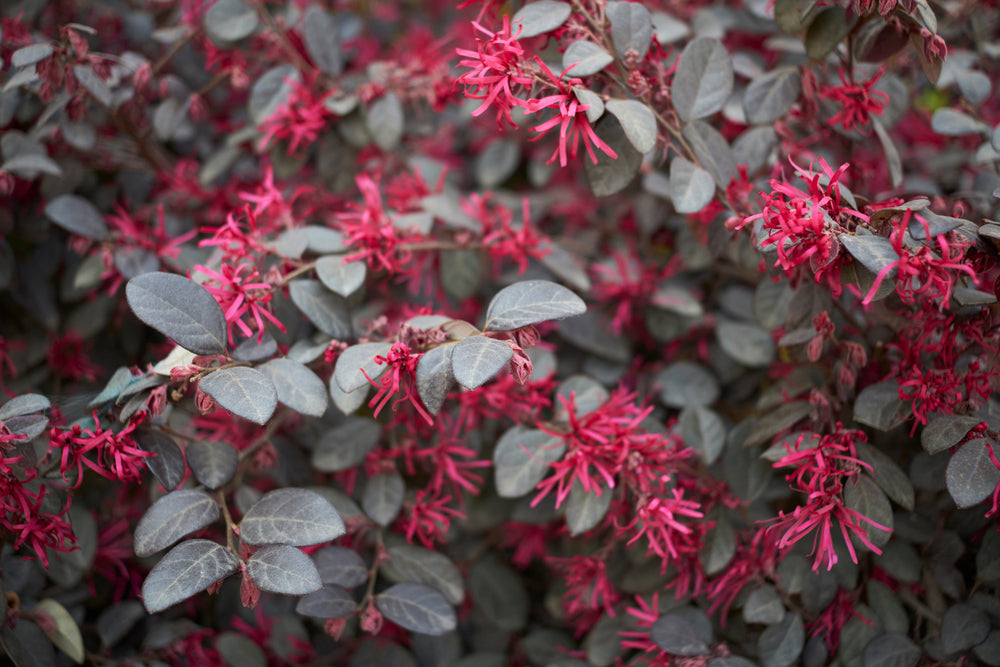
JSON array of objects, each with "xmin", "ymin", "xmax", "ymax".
[
  {"xmin": 361, "ymin": 342, "xmax": 433, "ymax": 425},
  {"xmin": 818, "ymin": 67, "xmax": 889, "ymax": 133},
  {"xmin": 193, "ymin": 262, "xmax": 286, "ymax": 345},
  {"xmin": 257, "ymin": 79, "xmax": 331, "ymax": 154},
  {"xmin": 456, "ymin": 16, "xmax": 532, "ymax": 129},
  {"xmin": 764, "ymin": 425, "xmax": 891, "ymax": 571},
  {"xmin": 49, "ymin": 413, "xmax": 154, "ymax": 487}
]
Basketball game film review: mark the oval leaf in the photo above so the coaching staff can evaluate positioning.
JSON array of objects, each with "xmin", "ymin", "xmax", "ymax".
[
  {"xmin": 141, "ymin": 539, "xmax": 239, "ymax": 613},
  {"xmin": 366, "ymin": 93, "xmax": 404, "ymax": 152},
  {"xmin": 204, "ymin": 0, "xmax": 258, "ymax": 43},
  {"xmin": 863, "ymin": 633, "xmax": 921, "ymax": 667},
  {"xmin": 511, "ymin": 0, "xmax": 571, "ymax": 38},
  {"xmin": 565, "ymin": 481, "xmax": 613, "ymax": 535},
  {"xmin": 288, "ymin": 279, "xmax": 352, "ymax": 339},
  {"xmin": 296, "ymin": 584, "xmax": 357, "ymax": 619},
  {"xmin": 485, "ymin": 280, "xmax": 586, "ymax": 332},
  {"xmin": 34, "ymin": 599, "xmax": 84, "ymax": 664},
  {"xmin": 362, "ymin": 472, "xmax": 405, "ymax": 526},
  {"xmin": 451, "ymin": 335, "xmax": 513, "ymax": 390},
  {"xmin": 0, "ymin": 394, "xmax": 50, "ymax": 421},
  {"xmin": 134, "ymin": 489, "xmax": 220, "ymax": 558},
  {"xmin": 377, "ymin": 583, "xmax": 457, "ymax": 636},
  {"xmin": 315, "ymin": 256, "xmax": 366, "ymax": 298},
  {"xmin": 744, "ymin": 67, "xmax": 802, "ymax": 125},
  {"xmin": 650, "ymin": 608, "xmax": 713, "ymax": 656},
  {"xmin": 563, "ymin": 40, "xmax": 613, "ymax": 77},
  {"xmin": 922, "ymin": 415, "xmax": 980, "ymax": 455},
  {"xmin": 657, "ymin": 361, "xmax": 719, "ymax": 408},
  {"xmin": 606, "ymin": 1, "xmax": 653, "ymax": 60},
  {"xmin": 126, "ymin": 273, "xmax": 227, "ymax": 356},
  {"xmin": 946, "ymin": 439, "xmax": 1000, "ymax": 509},
  {"xmin": 757, "ymin": 612, "xmax": 804, "ymax": 667},
  {"xmin": 672, "ymin": 37, "xmax": 733, "ymax": 121},
  {"xmin": 843, "ymin": 473, "xmax": 893, "ymax": 550},
  {"xmin": 240, "ymin": 488, "xmax": 346, "ymax": 546},
  {"xmin": 186, "ymin": 441, "xmax": 238, "ymax": 490},
  {"xmin": 312, "ymin": 417, "xmax": 381, "ymax": 472},
  {"xmin": 313, "ymin": 546, "xmax": 368, "ymax": 588},
  {"xmin": 853, "ymin": 380, "xmax": 906, "ymax": 431},
  {"xmin": 493, "ymin": 427, "xmax": 566, "ymax": 498},
  {"xmin": 260, "ymin": 358, "xmax": 328, "ymax": 417},
  {"xmin": 605, "ymin": 99, "xmax": 657, "ymax": 154},
  {"xmin": 302, "ymin": 6, "xmax": 342, "ymax": 75},
  {"xmin": 386, "ymin": 544, "xmax": 465, "ymax": 606},
  {"xmin": 247, "ymin": 544, "xmax": 322, "ymax": 595},
  {"xmin": 199, "ymin": 367, "xmax": 277, "ymax": 425},
  {"xmin": 416, "ymin": 344, "xmax": 455, "ymax": 416},
  {"xmin": 334, "ymin": 342, "xmax": 392, "ymax": 393},
  {"xmin": 44, "ymin": 194, "xmax": 108, "ymax": 240},
  {"xmin": 669, "ymin": 156, "xmax": 715, "ymax": 214},
  {"xmin": 717, "ymin": 322, "xmax": 775, "ymax": 368}
]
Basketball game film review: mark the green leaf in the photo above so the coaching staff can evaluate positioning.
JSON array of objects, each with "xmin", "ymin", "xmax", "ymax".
[
  {"xmin": 855, "ymin": 442, "xmax": 914, "ymax": 511},
  {"xmin": 717, "ymin": 322, "xmax": 775, "ymax": 368},
  {"xmin": 249, "ymin": 67, "xmax": 299, "ymax": 126},
  {"xmin": 362, "ymin": 472, "xmax": 405, "ymax": 526},
  {"xmin": 921, "ymin": 414, "xmax": 980, "ymax": 454},
  {"xmin": 679, "ymin": 406, "xmax": 726, "ymax": 464},
  {"xmin": 657, "ymin": 361, "xmax": 719, "ymax": 408},
  {"xmin": 946, "ymin": 439, "xmax": 1000, "ymax": 508},
  {"xmin": 650, "ymin": 607, "xmax": 713, "ymax": 656},
  {"xmin": 743, "ymin": 585, "xmax": 785, "ymax": 625},
  {"xmin": 744, "ymin": 67, "xmax": 801, "ymax": 125},
  {"xmin": 682, "ymin": 119, "xmax": 737, "ymax": 188},
  {"xmin": 931, "ymin": 108, "xmax": 989, "ymax": 136},
  {"xmin": 843, "ymin": 473, "xmax": 893, "ymax": 550},
  {"xmin": 758, "ymin": 612, "xmax": 804, "ymax": 667},
  {"xmin": 313, "ymin": 546, "xmax": 368, "ymax": 588},
  {"xmin": 854, "ymin": 381, "xmax": 906, "ymax": 431},
  {"xmin": 584, "ymin": 114, "xmax": 643, "ymax": 196},
  {"xmin": 564, "ymin": 480, "xmax": 613, "ymax": 535},
  {"xmin": 669, "ymin": 156, "xmax": 715, "ymax": 214},
  {"xmin": 469, "ymin": 560, "xmax": 529, "ymax": 631},
  {"xmin": 493, "ymin": 427, "xmax": 566, "ymax": 498},
  {"xmin": 141, "ymin": 539, "xmax": 239, "ymax": 613},
  {"xmin": 302, "ymin": 5, "xmax": 342, "ymax": 75},
  {"xmin": 485, "ymin": 279, "xmax": 586, "ymax": 332},
  {"xmin": 440, "ymin": 249, "xmax": 483, "ymax": 300},
  {"xmin": 386, "ymin": 544, "xmax": 465, "ymax": 605},
  {"xmin": 511, "ymin": 1, "xmax": 571, "ymax": 38},
  {"xmin": 416, "ymin": 344, "xmax": 455, "ymax": 416},
  {"xmin": 296, "ymin": 584, "xmax": 357, "ymax": 619},
  {"xmin": 126, "ymin": 272, "xmax": 227, "ymax": 356},
  {"xmin": 563, "ymin": 40, "xmax": 613, "ymax": 77},
  {"xmin": 199, "ymin": 367, "xmax": 277, "ymax": 425},
  {"xmin": 288, "ymin": 279, "xmax": 352, "ymax": 339},
  {"xmin": 315, "ymin": 256, "xmax": 366, "ymax": 298},
  {"xmin": 573, "ymin": 87, "xmax": 605, "ymax": 124},
  {"xmin": 805, "ymin": 8, "xmax": 853, "ymax": 60},
  {"xmin": 0, "ymin": 394, "xmax": 50, "ymax": 421},
  {"xmin": 34, "ymin": 599, "xmax": 84, "ymax": 664},
  {"xmin": 606, "ymin": 1, "xmax": 653, "ymax": 60},
  {"xmin": 247, "ymin": 544, "xmax": 322, "ymax": 595},
  {"xmin": 672, "ymin": 37, "xmax": 733, "ymax": 121},
  {"xmin": 366, "ymin": 93, "xmax": 404, "ymax": 151},
  {"xmin": 134, "ymin": 489, "xmax": 220, "ymax": 558},
  {"xmin": 205, "ymin": 0, "xmax": 257, "ymax": 43},
  {"xmin": 186, "ymin": 440, "xmax": 238, "ymax": 490},
  {"xmin": 136, "ymin": 428, "xmax": 186, "ymax": 491},
  {"xmin": 240, "ymin": 488, "xmax": 345, "ymax": 546},
  {"xmin": 863, "ymin": 632, "xmax": 920, "ymax": 667},
  {"xmin": 451, "ymin": 335, "xmax": 513, "ymax": 390},
  {"xmin": 603, "ymin": 99, "xmax": 656, "ymax": 154},
  {"xmin": 700, "ymin": 510, "xmax": 736, "ymax": 576},
  {"xmin": 260, "ymin": 357, "xmax": 329, "ymax": 417},
  {"xmin": 334, "ymin": 342, "xmax": 392, "ymax": 393},
  {"xmin": 312, "ymin": 417, "xmax": 381, "ymax": 472},
  {"xmin": 941, "ymin": 603, "xmax": 990, "ymax": 654},
  {"xmin": 44, "ymin": 194, "xmax": 107, "ymax": 240},
  {"xmin": 377, "ymin": 583, "xmax": 457, "ymax": 636}
]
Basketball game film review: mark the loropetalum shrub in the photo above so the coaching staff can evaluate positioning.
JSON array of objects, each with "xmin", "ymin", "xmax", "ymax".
[{"xmin": 2, "ymin": 0, "xmax": 1000, "ymax": 664}]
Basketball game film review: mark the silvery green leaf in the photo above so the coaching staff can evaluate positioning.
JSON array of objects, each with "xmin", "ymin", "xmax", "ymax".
[
  {"xmin": 743, "ymin": 585, "xmax": 785, "ymax": 624},
  {"xmin": 716, "ymin": 322, "xmax": 775, "ymax": 368},
  {"xmin": 440, "ymin": 249, "xmax": 482, "ymax": 300},
  {"xmin": 34, "ymin": 598, "xmax": 84, "ymax": 664},
  {"xmin": 511, "ymin": 1, "xmax": 571, "ymax": 38},
  {"xmin": 334, "ymin": 342, "xmax": 392, "ymax": 393},
  {"xmin": 682, "ymin": 119, "xmax": 737, "ymax": 188},
  {"xmin": 205, "ymin": 0, "xmax": 257, "ymax": 43},
  {"xmin": 312, "ymin": 417, "xmax": 381, "ymax": 472},
  {"xmin": 573, "ymin": 87, "xmax": 605, "ymax": 124},
  {"xmin": 134, "ymin": 489, "xmax": 219, "ymax": 558},
  {"xmin": 657, "ymin": 361, "xmax": 719, "ymax": 408},
  {"xmin": 302, "ymin": 5, "xmax": 343, "ymax": 75},
  {"xmin": 469, "ymin": 560, "xmax": 529, "ymax": 631},
  {"xmin": 240, "ymin": 488, "xmax": 346, "ymax": 546},
  {"xmin": 199, "ymin": 367, "xmax": 277, "ymax": 425},
  {"xmin": 946, "ymin": 439, "xmax": 1000, "ymax": 509},
  {"xmin": 564, "ymin": 481, "xmax": 612, "ymax": 535},
  {"xmin": 931, "ymin": 107, "xmax": 990, "ymax": 136},
  {"xmin": 853, "ymin": 380, "xmax": 906, "ymax": 431},
  {"xmin": 313, "ymin": 546, "xmax": 367, "ymax": 588},
  {"xmin": 843, "ymin": 473, "xmax": 893, "ymax": 550},
  {"xmin": 141, "ymin": 540, "xmax": 239, "ymax": 613},
  {"xmin": 863, "ymin": 633, "xmax": 921, "ymax": 667},
  {"xmin": 475, "ymin": 139, "xmax": 520, "ymax": 188},
  {"xmin": 45, "ymin": 194, "xmax": 107, "ymax": 241},
  {"xmin": 669, "ymin": 156, "xmax": 715, "ymax": 214},
  {"xmin": 839, "ymin": 234, "xmax": 899, "ymax": 284},
  {"xmin": 584, "ymin": 114, "xmax": 643, "ymax": 196},
  {"xmin": 672, "ymin": 37, "xmax": 733, "ymax": 121},
  {"xmin": 650, "ymin": 608, "xmax": 713, "ymax": 656},
  {"xmin": 11, "ymin": 43, "xmax": 54, "ymax": 68},
  {"xmin": 73, "ymin": 65, "xmax": 112, "ymax": 107},
  {"xmin": 126, "ymin": 273, "xmax": 227, "ymax": 356},
  {"xmin": 941, "ymin": 603, "xmax": 990, "ymax": 654},
  {"xmin": 216, "ymin": 633, "xmax": 267, "ymax": 667},
  {"xmin": 377, "ymin": 583, "xmax": 456, "ymax": 636},
  {"xmin": 386, "ymin": 544, "xmax": 464, "ymax": 605},
  {"xmin": 260, "ymin": 358, "xmax": 328, "ymax": 417},
  {"xmin": 366, "ymin": 93, "xmax": 404, "ymax": 151},
  {"xmin": 0, "ymin": 394, "xmax": 50, "ymax": 421},
  {"xmin": 185, "ymin": 441, "xmax": 238, "ymax": 490},
  {"xmin": 855, "ymin": 442, "xmax": 914, "ymax": 511},
  {"xmin": 416, "ymin": 344, "xmax": 455, "ymax": 416},
  {"xmin": 679, "ymin": 406, "xmax": 726, "ymax": 464},
  {"xmin": 362, "ymin": 472, "xmax": 405, "ymax": 526},
  {"xmin": 3, "ymin": 152, "xmax": 62, "ymax": 178},
  {"xmin": 247, "ymin": 544, "xmax": 322, "ymax": 595},
  {"xmin": 922, "ymin": 415, "xmax": 980, "ymax": 454},
  {"xmin": 605, "ymin": 99, "xmax": 657, "ymax": 153},
  {"xmin": 743, "ymin": 67, "xmax": 801, "ymax": 125},
  {"xmin": 296, "ymin": 584, "xmax": 357, "ymax": 618},
  {"xmin": 315, "ymin": 256, "xmax": 366, "ymax": 298},
  {"xmin": 757, "ymin": 612, "xmax": 804, "ymax": 667},
  {"xmin": 606, "ymin": 1, "xmax": 653, "ymax": 60},
  {"xmin": 249, "ymin": 65, "xmax": 299, "ymax": 126},
  {"xmin": 493, "ymin": 427, "xmax": 565, "ymax": 498},
  {"xmin": 562, "ymin": 40, "xmax": 613, "ymax": 77},
  {"xmin": 288, "ymin": 279, "xmax": 352, "ymax": 339},
  {"xmin": 451, "ymin": 335, "xmax": 513, "ymax": 390},
  {"xmin": 485, "ymin": 280, "xmax": 586, "ymax": 332}
]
